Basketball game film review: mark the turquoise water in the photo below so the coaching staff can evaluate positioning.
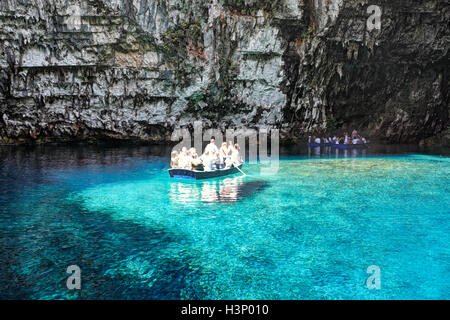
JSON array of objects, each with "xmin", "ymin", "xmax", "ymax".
[{"xmin": 0, "ymin": 146, "xmax": 449, "ymax": 299}]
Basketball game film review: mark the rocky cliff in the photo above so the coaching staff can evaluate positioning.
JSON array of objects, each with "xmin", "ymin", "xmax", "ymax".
[{"xmin": 0, "ymin": 0, "xmax": 449, "ymax": 144}]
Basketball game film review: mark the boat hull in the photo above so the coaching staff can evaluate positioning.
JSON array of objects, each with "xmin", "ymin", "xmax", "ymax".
[
  {"xmin": 307, "ymin": 143, "xmax": 369, "ymax": 149},
  {"xmin": 168, "ymin": 164, "xmax": 243, "ymax": 180}
]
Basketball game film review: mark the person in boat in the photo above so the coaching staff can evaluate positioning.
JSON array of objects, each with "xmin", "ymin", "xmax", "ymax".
[
  {"xmin": 213, "ymin": 150, "xmax": 222, "ymax": 170},
  {"xmin": 224, "ymin": 156, "xmax": 233, "ymax": 169},
  {"xmin": 220, "ymin": 142, "xmax": 228, "ymax": 157},
  {"xmin": 189, "ymin": 147, "xmax": 198, "ymax": 158},
  {"xmin": 219, "ymin": 142, "xmax": 228, "ymax": 169},
  {"xmin": 178, "ymin": 147, "xmax": 187, "ymax": 168},
  {"xmin": 170, "ymin": 150, "xmax": 179, "ymax": 168},
  {"xmin": 231, "ymin": 143, "xmax": 241, "ymax": 165},
  {"xmin": 203, "ymin": 149, "xmax": 219, "ymax": 171},
  {"xmin": 228, "ymin": 141, "xmax": 235, "ymax": 155},
  {"xmin": 188, "ymin": 147, "xmax": 198, "ymax": 169},
  {"xmin": 211, "ymin": 150, "xmax": 222, "ymax": 170},
  {"xmin": 352, "ymin": 129, "xmax": 358, "ymax": 139},
  {"xmin": 184, "ymin": 149, "xmax": 193, "ymax": 170},
  {"xmin": 314, "ymin": 137, "xmax": 321, "ymax": 144},
  {"xmin": 191, "ymin": 148, "xmax": 204, "ymax": 171},
  {"xmin": 200, "ymin": 151, "xmax": 213, "ymax": 171},
  {"xmin": 344, "ymin": 133, "xmax": 349, "ymax": 144},
  {"xmin": 204, "ymin": 136, "xmax": 219, "ymax": 155},
  {"xmin": 222, "ymin": 142, "xmax": 233, "ymax": 169}
]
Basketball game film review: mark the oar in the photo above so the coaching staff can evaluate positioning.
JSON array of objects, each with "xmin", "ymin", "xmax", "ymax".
[
  {"xmin": 234, "ymin": 163, "xmax": 261, "ymax": 179},
  {"xmin": 235, "ymin": 164, "xmax": 248, "ymax": 177}
]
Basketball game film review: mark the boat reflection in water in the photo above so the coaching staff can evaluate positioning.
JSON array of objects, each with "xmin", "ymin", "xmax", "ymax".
[
  {"xmin": 308, "ymin": 146, "xmax": 367, "ymax": 158},
  {"xmin": 170, "ymin": 177, "xmax": 267, "ymax": 204}
]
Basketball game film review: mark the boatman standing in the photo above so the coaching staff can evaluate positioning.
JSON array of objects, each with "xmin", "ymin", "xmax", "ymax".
[{"xmin": 204, "ymin": 136, "xmax": 219, "ymax": 154}]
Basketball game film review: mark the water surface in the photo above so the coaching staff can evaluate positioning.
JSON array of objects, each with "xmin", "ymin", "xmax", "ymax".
[{"xmin": 0, "ymin": 144, "xmax": 449, "ymax": 299}]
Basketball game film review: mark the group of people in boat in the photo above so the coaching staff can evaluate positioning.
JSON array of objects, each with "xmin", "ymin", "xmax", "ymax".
[
  {"xmin": 170, "ymin": 137, "xmax": 241, "ymax": 171},
  {"xmin": 309, "ymin": 129, "xmax": 368, "ymax": 145}
]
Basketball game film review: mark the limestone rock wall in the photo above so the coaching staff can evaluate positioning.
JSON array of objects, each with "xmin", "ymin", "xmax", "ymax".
[{"xmin": 0, "ymin": 0, "xmax": 448, "ymax": 144}]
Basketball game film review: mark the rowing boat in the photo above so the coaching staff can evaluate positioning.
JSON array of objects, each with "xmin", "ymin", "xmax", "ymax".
[
  {"xmin": 307, "ymin": 143, "xmax": 369, "ymax": 149},
  {"xmin": 331, "ymin": 143, "xmax": 369, "ymax": 149},
  {"xmin": 169, "ymin": 164, "xmax": 243, "ymax": 180}
]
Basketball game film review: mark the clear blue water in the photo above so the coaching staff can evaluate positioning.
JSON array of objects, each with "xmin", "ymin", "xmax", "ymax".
[{"xmin": 0, "ymin": 144, "xmax": 449, "ymax": 299}]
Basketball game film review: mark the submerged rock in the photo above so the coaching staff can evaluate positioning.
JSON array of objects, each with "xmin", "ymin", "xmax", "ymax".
[{"xmin": 0, "ymin": 0, "xmax": 448, "ymax": 144}]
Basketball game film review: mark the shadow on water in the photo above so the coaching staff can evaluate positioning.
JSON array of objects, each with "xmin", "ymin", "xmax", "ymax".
[
  {"xmin": 0, "ymin": 198, "xmax": 214, "ymax": 299},
  {"xmin": 0, "ymin": 144, "xmax": 216, "ymax": 299},
  {"xmin": 170, "ymin": 177, "xmax": 268, "ymax": 204}
]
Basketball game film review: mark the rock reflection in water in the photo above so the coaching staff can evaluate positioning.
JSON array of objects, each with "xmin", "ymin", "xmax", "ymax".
[{"xmin": 170, "ymin": 177, "xmax": 267, "ymax": 204}]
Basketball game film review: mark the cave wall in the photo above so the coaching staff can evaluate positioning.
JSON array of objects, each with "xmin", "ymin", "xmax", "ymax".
[
  {"xmin": 283, "ymin": 0, "xmax": 450, "ymax": 143},
  {"xmin": 0, "ymin": 0, "xmax": 448, "ymax": 144}
]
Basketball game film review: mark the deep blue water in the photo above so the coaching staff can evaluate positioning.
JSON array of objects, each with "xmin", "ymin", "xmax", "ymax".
[{"xmin": 0, "ymin": 144, "xmax": 449, "ymax": 299}]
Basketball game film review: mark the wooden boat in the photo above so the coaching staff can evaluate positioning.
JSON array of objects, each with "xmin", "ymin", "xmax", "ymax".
[
  {"xmin": 331, "ymin": 143, "xmax": 369, "ymax": 149},
  {"xmin": 307, "ymin": 143, "xmax": 332, "ymax": 147},
  {"xmin": 169, "ymin": 164, "xmax": 243, "ymax": 180},
  {"xmin": 307, "ymin": 143, "xmax": 369, "ymax": 149}
]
